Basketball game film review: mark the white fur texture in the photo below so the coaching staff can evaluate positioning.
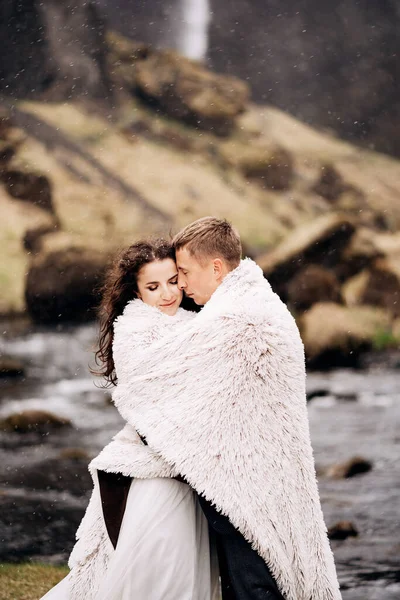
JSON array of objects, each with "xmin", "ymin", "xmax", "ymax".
[
  {"xmin": 67, "ymin": 305, "xmax": 193, "ymax": 600},
  {"xmin": 113, "ymin": 259, "xmax": 342, "ymax": 600}
]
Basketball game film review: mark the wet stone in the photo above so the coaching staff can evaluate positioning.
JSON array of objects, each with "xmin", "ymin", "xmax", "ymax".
[
  {"xmin": 328, "ymin": 520, "xmax": 359, "ymax": 540},
  {"xmin": 326, "ymin": 456, "xmax": 374, "ymax": 479}
]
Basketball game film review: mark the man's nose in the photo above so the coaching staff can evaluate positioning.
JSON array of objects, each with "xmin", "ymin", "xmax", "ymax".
[{"xmin": 178, "ymin": 273, "xmax": 187, "ymax": 289}]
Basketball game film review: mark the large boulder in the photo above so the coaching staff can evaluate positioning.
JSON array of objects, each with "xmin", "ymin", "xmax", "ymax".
[
  {"xmin": 134, "ymin": 50, "xmax": 250, "ymax": 135},
  {"xmin": 25, "ymin": 245, "xmax": 109, "ymax": 324},
  {"xmin": 258, "ymin": 214, "xmax": 355, "ymax": 299},
  {"xmin": 298, "ymin": 302, "xmax": 392, "ymax": 367},
  {"xmin": 286, "ymin": 265, "xmax": 342, "ymax": 312}
]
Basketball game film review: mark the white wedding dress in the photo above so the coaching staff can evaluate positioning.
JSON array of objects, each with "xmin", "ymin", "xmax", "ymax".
[{"xmin": 41, "ymin": 477, "xmax": 220, "ymax": 600}]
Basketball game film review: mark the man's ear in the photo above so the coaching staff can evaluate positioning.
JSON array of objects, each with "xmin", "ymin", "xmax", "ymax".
[{"xmin": 213, "ymin": 258, "xmax": 223, "ymax": 279}]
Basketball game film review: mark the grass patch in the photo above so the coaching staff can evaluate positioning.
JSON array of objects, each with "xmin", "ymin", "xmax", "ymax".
[
  {"xmin": 372, "ymin": 328, "xmax": 400, "ymax": 351},
  {"xmin": 0, "ymin": 563, "xmax": 68, "ymax": 600}
]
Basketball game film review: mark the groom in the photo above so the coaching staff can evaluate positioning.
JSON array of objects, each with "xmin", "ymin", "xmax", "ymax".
[{"xmin": 173, "ymin": 218, "xmax": 285, "ymax": 600}]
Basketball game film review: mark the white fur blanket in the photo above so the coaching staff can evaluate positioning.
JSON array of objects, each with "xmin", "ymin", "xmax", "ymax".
[
  {"xmin": 67, "ymin": 304, "xmax": 193, "ymax": 600},
  {"xmin": 112, "ymin": 258, "xmax": 342, "ymax": 600}
]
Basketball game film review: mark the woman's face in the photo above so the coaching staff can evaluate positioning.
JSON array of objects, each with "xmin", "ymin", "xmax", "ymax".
[{"xmin": 136, "ymin": 258, "xmax": 182, "ymax": 316}]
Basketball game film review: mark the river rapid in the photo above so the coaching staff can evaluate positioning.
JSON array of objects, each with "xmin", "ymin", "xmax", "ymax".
[{"xmin": 0, "ymin": 322, "xmax": 399, "ymax": 599}]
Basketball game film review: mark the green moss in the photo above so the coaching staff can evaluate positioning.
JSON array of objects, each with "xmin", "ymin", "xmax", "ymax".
[
  {"xmin": 372, "ymin": 328, "xmax": 400, "ymax": 351},
  {"xmin": 0, "ymin": 563, "xmax": 68, "ymax": 600}
]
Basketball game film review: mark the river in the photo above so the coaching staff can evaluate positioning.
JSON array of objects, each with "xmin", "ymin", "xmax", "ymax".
[{"xmin": 0, "ymin": 322, "xmax": 399, "ymax": 599}]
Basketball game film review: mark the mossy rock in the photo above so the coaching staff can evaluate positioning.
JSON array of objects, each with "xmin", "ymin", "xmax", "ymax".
[
  {"xmin": 298, "ymin": 302, "xmax": 392, "ymax": 367},
  {"xmin": 135, "ymin": 50, "xmax": 249, "ymax": 135},
  {"xmin": 0, "ymin": 410, "xmax": 72, "ymax": 433}
]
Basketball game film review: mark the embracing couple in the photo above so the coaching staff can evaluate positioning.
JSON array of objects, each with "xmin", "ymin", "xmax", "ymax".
[{"xmin": 42, "ymin": 217, "xmax": 341, "ymax": 600}]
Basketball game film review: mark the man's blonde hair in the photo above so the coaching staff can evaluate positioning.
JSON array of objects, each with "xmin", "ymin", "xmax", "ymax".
[{"xmin": 172, "ymin": 217, "xmax": 242, "ymax": 268}]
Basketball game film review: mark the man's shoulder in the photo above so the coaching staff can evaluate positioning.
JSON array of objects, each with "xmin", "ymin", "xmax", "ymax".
[{"xmin": 211, "ymin": 279, "xmax": 294, "ymax": 331}]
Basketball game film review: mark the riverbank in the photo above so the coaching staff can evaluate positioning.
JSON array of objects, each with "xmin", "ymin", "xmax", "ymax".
[{"xmin": 0, "ymin": 563, "xmax": 68, "ymax": 600}]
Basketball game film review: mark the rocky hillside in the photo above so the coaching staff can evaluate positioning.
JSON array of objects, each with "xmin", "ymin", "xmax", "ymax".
[
  {"xmin": 2, "ymin": 33, "xmax": 400, "ymax": 364},
  {"xmin": 102, "ymin": 0, "xmax": 400, "ymax": 156}
]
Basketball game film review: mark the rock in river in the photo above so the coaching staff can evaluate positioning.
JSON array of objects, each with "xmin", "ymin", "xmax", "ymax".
[
  {"xmin": 0, "ymin": 410, "xmax": 72, "ymax": 433},
  {"xmin": 0, "ymin": 356, "xmax": 25, "ymax": 378},
  {"xmin": 328, "ymin": 520, "xmax": 359, "ymax": 541},
  {"xmin": 326, "ymin": 456, "xmax": 373, "ymax": 479}
]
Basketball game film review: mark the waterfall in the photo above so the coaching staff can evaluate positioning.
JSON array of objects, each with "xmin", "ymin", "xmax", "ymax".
[{"xmin": 177, "ymin": 0, "xmax": 210, "ymax": 61}]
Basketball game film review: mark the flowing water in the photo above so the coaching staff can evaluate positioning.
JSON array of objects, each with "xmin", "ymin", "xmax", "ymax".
[
  {"xmin": 177, "ymin": 0, "xmax": 210, "ymax": 60},
  {"xmin": 0, "ymin": 323, "xmax": 399, "ymax": 599}
]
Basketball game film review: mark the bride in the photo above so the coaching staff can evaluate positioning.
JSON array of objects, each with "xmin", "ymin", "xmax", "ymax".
[{"xmin": 41, "ymin": 239, "xmax": 219, "ymax": 600}]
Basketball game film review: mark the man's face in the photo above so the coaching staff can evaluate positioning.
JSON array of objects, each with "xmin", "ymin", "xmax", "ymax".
[{"xmin": 176, "ymin": 247, "xmax": 221, "ymax": 305}]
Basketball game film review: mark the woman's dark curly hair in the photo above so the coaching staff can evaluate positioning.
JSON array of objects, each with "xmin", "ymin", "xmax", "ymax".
[{"xmin": 92, "ymin": 239, "xmax": 176, "ymax": 386}]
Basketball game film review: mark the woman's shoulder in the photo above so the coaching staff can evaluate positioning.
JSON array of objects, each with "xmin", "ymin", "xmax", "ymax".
[{"xmin": 114, "ymin": 300, "xmax": 160, "ymax": 332}]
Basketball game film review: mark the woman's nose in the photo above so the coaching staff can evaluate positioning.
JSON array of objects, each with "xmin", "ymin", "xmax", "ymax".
[{"xmin": 161, "ymin": 286, "xmax": 173, "ymax": 299}]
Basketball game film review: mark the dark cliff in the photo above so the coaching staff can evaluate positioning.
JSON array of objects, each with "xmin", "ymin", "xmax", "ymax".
[
  {"xmin": 208, "ymin": 0, "xmax": 400, "ymax": 155},
  {"xmin": 0, "ymin": 0, "xmax": 109, "ymax": 100}
]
